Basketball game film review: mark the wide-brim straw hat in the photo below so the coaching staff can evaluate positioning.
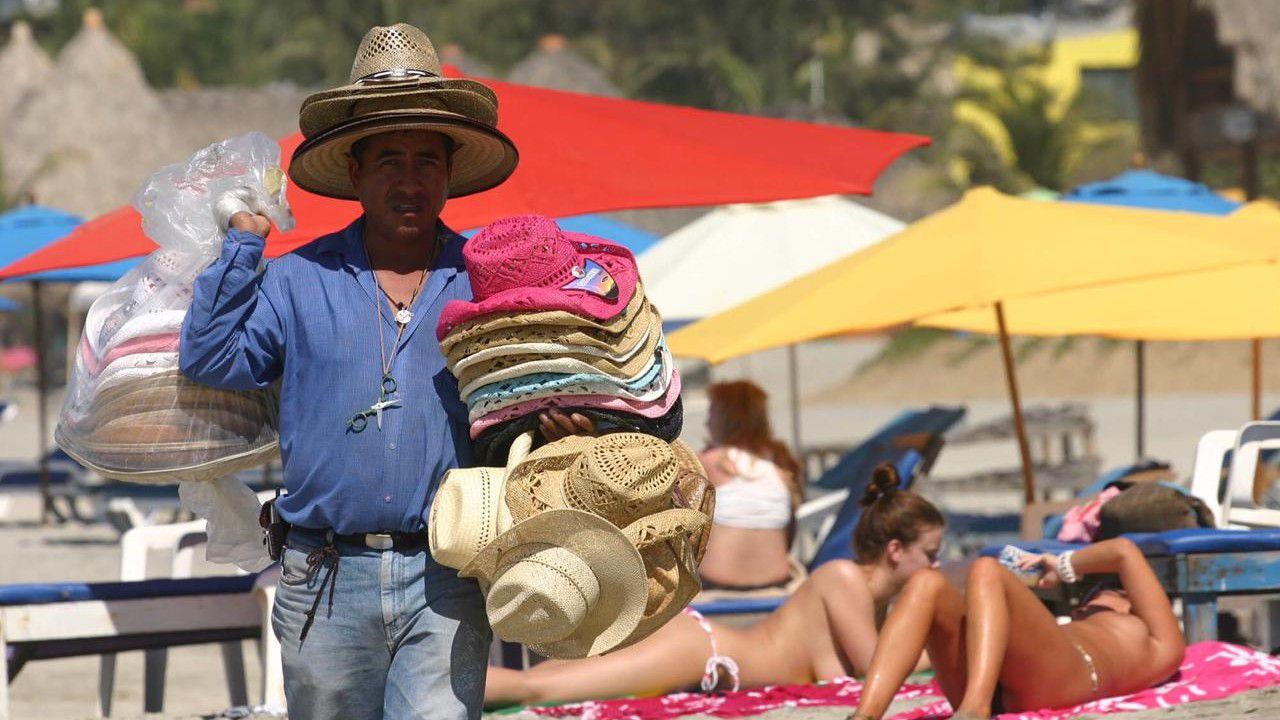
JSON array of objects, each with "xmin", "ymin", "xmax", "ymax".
[
  {"xmin": 461, "ymin": 508, "xmax": 648, "ymax": 659},
  {"xmin": 428, "ymin": 466, "xmax": 512, "ymax": 570},
  {"xmin": 457, "ymin": 342, "xmax": 669, "ymax": 401},
  {"xmin": 439, "ymin": 283, "xmax": 649, "ymax": 359},
  {"xmin": 467, "ymin": 370, "xmax": 683, "ymax": 439},
  {"xmin": 452, "ymin": 320, "xmax": 662, "ymax": 391},
  {"xmin": 289, "ymin": 23, "xmax": 517, "ymax": 199},
  {"xmin": 443, "ymin": 294, "xmax": 657, "ymax": 369},
  {"xmin": 447, "ymin": 309, "xmax": 659, "ymax": 377},
  {"xmin": 504, "ymin": 432, "xmax": 700, "ymax": 528},
  {"xmin": 436, "ymin": 217, "xmax": 639, "ymax": 339},
  {"xmin": 670, "ymin": 440, "xmax": 715, "ymax": 565},
  {"xmin": 472, "ymin": 397, "xmax": 685, "ymax": 466},
  {"xmin": 616, "ymin": 508, "xmax": 706, "ymax": 649},
  {"xmin": 57, "ymin": 370, "xmax": 280, "ymax": 483},
  {"xmin": 466, "ymin": 346, "xmax": 676, "ymax": 418}
]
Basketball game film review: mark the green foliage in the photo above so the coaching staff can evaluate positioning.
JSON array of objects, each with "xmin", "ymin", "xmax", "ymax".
[{"xmin": 17, "ymin": 0, "xmax": 1014, "ymax": 115}]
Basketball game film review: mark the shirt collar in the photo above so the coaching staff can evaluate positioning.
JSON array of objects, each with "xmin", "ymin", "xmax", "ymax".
[{"xmin": 319, "ymin": 215, "xmax": 466, "ymax": 278}]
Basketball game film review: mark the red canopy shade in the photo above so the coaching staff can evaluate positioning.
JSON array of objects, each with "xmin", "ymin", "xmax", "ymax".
[{"xmin": 0, "ymin": 73, "xmax": 928, "ymax": 280}]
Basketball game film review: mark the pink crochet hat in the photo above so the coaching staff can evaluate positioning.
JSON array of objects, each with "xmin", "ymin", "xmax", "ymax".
[{"xmin": 437, "ymin": 216, "xmax": 639, "ymax": 340}]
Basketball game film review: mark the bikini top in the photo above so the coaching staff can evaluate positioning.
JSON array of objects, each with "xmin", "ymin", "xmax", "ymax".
[{"xmin": 712, "ymin": 447, "xmax": 792, "ymax": 530}]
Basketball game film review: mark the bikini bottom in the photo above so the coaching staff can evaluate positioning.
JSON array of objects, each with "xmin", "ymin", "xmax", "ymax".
[{"xmin": 682, "ymin": 607, "xmax": 741, "ymax": 692}]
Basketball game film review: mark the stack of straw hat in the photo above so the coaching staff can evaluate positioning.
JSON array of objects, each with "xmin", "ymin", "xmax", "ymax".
[
  {"xmin": 430, "ymin": 431, "xmax": 714, "ymax": 658},
  {"xmin": 437, "ymin": 215, "xmax": 682, "ymax": 465},
  {"xmin": 55, "ymin": 255, "xmax": 279, "ymax": 482}
]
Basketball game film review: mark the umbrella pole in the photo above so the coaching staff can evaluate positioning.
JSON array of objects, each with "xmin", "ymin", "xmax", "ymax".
[
  {"xmin": 32, "ymin": 281, "xmax": 53, "ymax": 526},
  {"xmin": 1135, "ymin": 340, "xmax": 1146, "ymax": 460},
  {"xmin": 1253, "ymin": 338, "xmax": 1263, "ymax": 421},
  {"xmin": 995, "ymin": 302, "xmax": 1037, "ymax": 503},
  {"xmin": 788, "ymin": 344, "xmax": 802, "ymax": 456}
]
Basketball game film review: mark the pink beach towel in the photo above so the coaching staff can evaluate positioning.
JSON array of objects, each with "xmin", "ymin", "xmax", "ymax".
[{"xmin": 525, "ymin": 642, "xmax": 1280, "ymax": 720}]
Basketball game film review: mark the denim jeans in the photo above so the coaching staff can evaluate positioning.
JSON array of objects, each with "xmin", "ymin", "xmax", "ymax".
[{"xmin": 272, "ymin": 527, "xmax": 491, "ymax": 720}]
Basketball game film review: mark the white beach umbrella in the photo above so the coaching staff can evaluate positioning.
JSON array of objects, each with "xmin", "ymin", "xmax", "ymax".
[
  {"xmin": 639, "ymin": 195, "xmax": 904, "ymax": 323},
  {"xmin": 638, "ymin": 195, "xmax": 904, "ymax": 450}
]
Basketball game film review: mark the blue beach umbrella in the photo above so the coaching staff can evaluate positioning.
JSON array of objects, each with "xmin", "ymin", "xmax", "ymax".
[
  {"xmin": 461, "ymin": 213, "xmax": 658, "ymax": 255},
  {"xmin": 0, "ymin": 205, "xmax": 141, "ymax": 282},
  {"xmin": 0, "ymin": 205, "xmax": 140, "ymax": 522},
  {"xmin": 1063, "ymin": 169, "xmax": 1241, "ymax": 215},
  {"xmin": 1062, "ymin": 170, "xmax": 1242, "ymax": 459}
]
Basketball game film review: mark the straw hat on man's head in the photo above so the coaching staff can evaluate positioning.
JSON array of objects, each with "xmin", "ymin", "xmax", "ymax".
[{"xmin": 289, "ymin": 23, "xmax": 518, "ymax": 200}]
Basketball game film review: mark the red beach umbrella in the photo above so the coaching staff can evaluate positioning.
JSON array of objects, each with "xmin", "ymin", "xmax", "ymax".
[{"xmin": 0, "ymin": 71, "xmax": 928, "ymax": 279}]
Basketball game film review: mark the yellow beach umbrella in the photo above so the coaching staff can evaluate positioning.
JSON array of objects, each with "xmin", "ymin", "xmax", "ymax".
[
  {"xmin": 667, "ymin": 188, "xmax": 1280, "ymax": 500},
  {"xmin": 919, "ymin": 260, "xmax": 1280, "ymax": 340}
]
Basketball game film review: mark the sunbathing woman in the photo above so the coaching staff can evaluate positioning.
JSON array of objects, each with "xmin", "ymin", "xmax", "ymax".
[
  {"xmin": 484, "ymin": 464, "xmax": 943, "ymax": 708},
  {"xmin": 849, "ymin": 538, "xmax": 1186, "ymax": 720},
  {"xmin": 699, "ymin": 380, "xmax": 805, "ymax": 590}
]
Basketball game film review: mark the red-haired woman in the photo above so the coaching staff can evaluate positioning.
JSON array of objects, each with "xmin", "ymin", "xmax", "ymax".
[
  {"xmin": 699, "ymin": 380, "xmax": 805, "ymax": 590},
  {"xmin": 484, "ymin": 465, "xmax": 944, "ymax": 707}
]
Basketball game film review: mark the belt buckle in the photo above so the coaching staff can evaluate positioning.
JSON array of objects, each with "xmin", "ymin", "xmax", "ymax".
[{"xmin": 365, "ymin": 533, "xmax": 394, "ymax": 551}]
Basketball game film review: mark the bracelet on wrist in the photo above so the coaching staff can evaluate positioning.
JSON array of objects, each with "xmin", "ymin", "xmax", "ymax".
[{"xmin": 1057, "ymin": 550, "xmax": 1079, "ymax": 584}]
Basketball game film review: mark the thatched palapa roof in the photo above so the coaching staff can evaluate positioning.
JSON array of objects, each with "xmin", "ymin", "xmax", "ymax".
[
  {"xmin": 508, "ymin": 34, "xmax": 622, "ymax": 98},
  {"xmin": 0, "ymin": 21, "xmax": 52, "ymax": 127},
  {"xmin": 2, "ymin": 9, "xmax": 182, "ymax": 217}
]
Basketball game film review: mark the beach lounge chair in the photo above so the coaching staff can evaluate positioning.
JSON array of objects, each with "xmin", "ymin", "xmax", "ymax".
[
  {"xmin": 0, "ymin": 448, "xmax": 90, "ymax": 524},
  {"xmin": 982, "ymin": 422, "xmax": 1280, "ymax": 646},
  {"xmin": 791, "ymin": 406, "xmax": 965, "ymax": 562},
  {"xmin": 0, "ymin": 574, "xmax": 261, "ymax": 720}
]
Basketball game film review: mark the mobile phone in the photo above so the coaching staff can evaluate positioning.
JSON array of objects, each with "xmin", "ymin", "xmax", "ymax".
[{"xmin": 998, "ymin": 545, "xmax": 1044, "ymax": 587}]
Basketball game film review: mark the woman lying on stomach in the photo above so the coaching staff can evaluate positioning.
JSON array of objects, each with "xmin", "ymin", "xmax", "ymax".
[
  {"xmin": 484, "ymin": 464, "xmax": 943, "ymax": 708},
  {"xmin": 849, "ymin": 537, "xmax": 1186, "ymax": 720}
]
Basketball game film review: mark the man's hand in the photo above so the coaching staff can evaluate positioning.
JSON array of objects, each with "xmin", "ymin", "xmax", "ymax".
[
  {"xmin": 230, "ymin": 211, "xmax": 271, "ymax": 238},
  {"xmin": 538, "ymin": 409, "xmax": 597, "ymax": 442}
]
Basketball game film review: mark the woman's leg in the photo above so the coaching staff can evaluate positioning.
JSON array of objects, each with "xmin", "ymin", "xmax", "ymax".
[
  {"xmin": 953, "ymin": 557, "xmax": 1097, "ymax": 718},
  {"xmin": 852, "ymin": 569, "xmax": 968, "ymax": 719},
  {"xmin": 483, "ymin": 612, "xmax": 712, "ymax": 709}
]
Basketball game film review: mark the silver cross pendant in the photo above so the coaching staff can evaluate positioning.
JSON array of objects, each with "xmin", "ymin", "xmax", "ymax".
[{"xmin": 369, "ymin": 396, "xmax": 402, "ymax": 429}]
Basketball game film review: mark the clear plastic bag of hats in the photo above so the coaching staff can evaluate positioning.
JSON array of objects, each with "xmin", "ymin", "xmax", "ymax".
[{"xmin": 55, "ymin": 132, "xmax": 295, "ymax": 484}]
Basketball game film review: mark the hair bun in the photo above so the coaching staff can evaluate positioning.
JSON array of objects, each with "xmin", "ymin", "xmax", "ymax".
[{"xmin": 859, "ymin": 463, "xmax": 902, "ymax": 507}]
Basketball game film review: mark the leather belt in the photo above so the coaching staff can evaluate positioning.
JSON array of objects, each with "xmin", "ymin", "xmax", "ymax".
[
  {"xmin": 290, "ymin": 526, "xmax": 427, "ymax": 551},
  {"xmin": 334, "ymin": 531, "xmax": 428, "ymax": 550}
]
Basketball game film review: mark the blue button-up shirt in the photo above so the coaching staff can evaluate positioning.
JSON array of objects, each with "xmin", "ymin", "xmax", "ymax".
[{"xmin": 180, "ymin": 217, "xmax": 474, "ymax": 534}]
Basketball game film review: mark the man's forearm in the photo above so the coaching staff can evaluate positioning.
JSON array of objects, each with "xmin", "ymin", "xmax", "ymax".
[{"xmin": 179, "ymin": 229, "xmax": 283, "ymax": 390}]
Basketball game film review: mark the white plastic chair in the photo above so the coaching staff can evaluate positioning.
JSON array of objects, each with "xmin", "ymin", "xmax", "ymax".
[
  {"xmin": 791, "ymin": 489, "xmax": 848, "ymax": 564},
  {"xmin": 1188, "ymin": 429, "xmax": 1238, "ymax": 526},
  {"xmin": 1222, "ymin": 422, "xmax": 1280, "ymax": 529},
  {"xmin": 98, "ymin": 519, "xmax": 251, "ymax": 716}
]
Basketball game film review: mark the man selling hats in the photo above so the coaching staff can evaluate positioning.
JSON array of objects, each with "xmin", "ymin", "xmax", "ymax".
[{"xmin": 179, "ymin": 23, "xmax": 592, "ymax": 720}]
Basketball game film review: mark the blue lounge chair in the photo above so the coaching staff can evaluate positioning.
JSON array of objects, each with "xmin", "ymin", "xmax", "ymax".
[
  {"xmin": 0, "ymin": 575, "xmax": 264, "ymax": 717},
  {"xmin": 811, "ymin": 406, "xmax": 966, "ymax": 490},
  {"xmin": 984, "ymin": 423, "xmax": 1280, "ymax": 644}
]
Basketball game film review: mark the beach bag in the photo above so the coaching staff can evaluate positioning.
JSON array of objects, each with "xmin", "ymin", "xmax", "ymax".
[
  {"xmin": 55, "ymin": 132, "xmax": 294, "ymax": 484},
  {"xmin": 1096, "ymin": 482, "xmax": 1216, "ymax": 539}
]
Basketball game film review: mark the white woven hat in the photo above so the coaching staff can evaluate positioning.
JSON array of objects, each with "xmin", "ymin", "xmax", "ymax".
[
  {"xmin": 428, "ymin": 433, "xmax": 533, "ymax": 569},
  {"xmin": 462, "ymin": 509, "xmax": 647, "ymax": 659}
]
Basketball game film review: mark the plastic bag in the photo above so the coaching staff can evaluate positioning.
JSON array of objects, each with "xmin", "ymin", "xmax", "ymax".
[
  {"xmin": 180, "ymin": 476, "xmax": 272, "ymax": 572},
  {"xmin": 56, "ymin": 131, "xmax": 295, "ymax": 484}
]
